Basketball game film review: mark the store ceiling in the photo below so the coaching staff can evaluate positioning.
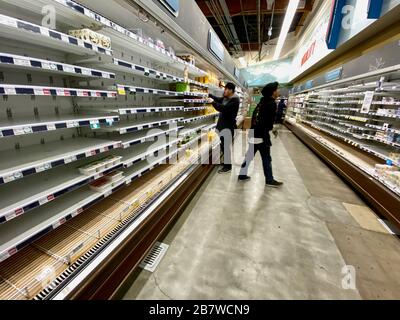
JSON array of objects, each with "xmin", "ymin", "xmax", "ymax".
[{"xmin": 195, "ymin": 0, "xmax": 315, "ymax": 57}]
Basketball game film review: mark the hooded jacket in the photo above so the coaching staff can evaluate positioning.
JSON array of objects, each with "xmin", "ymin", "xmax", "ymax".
[{"xmin": 251, "ymin": 86, "xmax": 277, "ymax": 146}]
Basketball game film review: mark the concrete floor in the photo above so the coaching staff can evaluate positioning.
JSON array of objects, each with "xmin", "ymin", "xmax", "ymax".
[{"xmin": 123, "ymin": 130, "xmax": 400, "ymax": 300}]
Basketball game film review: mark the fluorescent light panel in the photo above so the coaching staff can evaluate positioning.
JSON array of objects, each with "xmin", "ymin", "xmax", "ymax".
[{"xmin": 273, "ymin": 0, "xmax": 300, "ymax": 60}]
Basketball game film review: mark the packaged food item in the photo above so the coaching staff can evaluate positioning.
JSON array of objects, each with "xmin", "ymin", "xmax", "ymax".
[
  {"xmin": 178, "ymin": 54, "xmax": 195, "ymax": 66},
  {"xmin": 78, "ymin": 156, "xmax": 122, "ymax": 175},
  {"xmin": 68, "ymin": 29, "xmax": 111, "ymax": 48}
]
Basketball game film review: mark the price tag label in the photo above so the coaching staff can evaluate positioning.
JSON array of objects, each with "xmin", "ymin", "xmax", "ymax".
[
  {"xmin": 35, "ymin": 266, "xmax": 55, "ymax": 283},
  {"xmin": 104, "ymin": 190, "xmax": 112, "ymax": 197},
  {"xmin": 72, "ymin": 208, "xmax": 84, "ymax": 217},
  {"xmin": 41, "ymin": 88, "xmax": 51, "ymax": 96},
  {"xmin": 61, "ymin": 34, "xmax": 69, "ymax": 42},
  {"xmin": 14, "ymin": 58, "xmax": 31, "ymax": 67},
  {"xmin": 64, "ymin": 65, "xmax": 75, "ymax": 73},
  {"xmin": 52, "ymin": 217, "xmax": 66, "ymax": 229},
  {"xmin": 36, "ymin": 163, "xmax": 51, "ymax": 173},
  {"xmin": 105, "ymin": 118, "xmax": 114, "ymax": 126},
  {"xmin": 77, "ymin": 39, "xmax": 84, "ymax": 47},
  {"xmin": 14, "ymin": 126, "xmax": 32, "ymax": 135},
  {"xmin": 5, "ymin": 87, "xmax": 16, "ymax": 95},
  {"xmin": 120, "ymin": 109, "xmax": 127, "ymax": 115},
  {"xmin": 138, "ymin": 37, "xmax": 144, "ymax": 43},
  {"xmin": 5, "ymin": 208, "xmax": 23, "ymax": 221},
  {"xmin": 64, "ymin": 155, "xmax": 77, "ymax": 164},
  {"xmin": 47, "ymin": 124, "xmax": 56, "ymax": 131},
  {"xmin": 81, "ymin": 68, "xmax": 91, "ymax": 76},
  {"xmin": 90, "ymin": 120, "xmax": 100, "ymax": 129},
  {"xmin": 67, "ymin": 121, "xmax": 79, "ymax": 128},
  {"xmin": 3, "ymin": 172, "xmax": 22, "ymax": 183},
  {"xmin": 85, "ymin": 150, "xmax": 97, "ymax": 157},
  {"xmin": 120, "ymin": 128, "xmax": 127, "ymax": 134},
  {"xmin": 0, "ymin": 16, "xmax": 17, "ymax": 27}
]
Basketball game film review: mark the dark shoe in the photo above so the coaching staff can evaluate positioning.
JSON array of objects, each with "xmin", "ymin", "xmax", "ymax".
[
  {"xmin": 238, "ymin": 175, "xmax": 251, "ymax": 181},
  {"xmin": 218, "ymin": 167, "xmax": 231, "ymax": 174},
  {"xmin": 266, "ymin": 180, "xmax": 284, "ymax": 188}
]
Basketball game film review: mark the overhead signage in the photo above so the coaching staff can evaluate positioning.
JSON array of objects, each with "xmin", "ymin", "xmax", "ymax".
[
  {"xmin": 208, "ymin": 29, "xmax": 225, "ymax": 62},
  {"xmin": 325, "ymin": 0, "xmax": 346, "ymax": 49},
  {"xmin": 325, "ymin": 67, "xmax": 343, "ymax": 82},
  {"xmin": 367, "ymin": 0, "xmax": 383, "ymax": 18},
  {"xmin": 301, "ymin": 40, "xmax": 316, "ymax": 66},
  {"xmin": 158, "ymin": 0, "xmax": 179, "ymax": 17}
]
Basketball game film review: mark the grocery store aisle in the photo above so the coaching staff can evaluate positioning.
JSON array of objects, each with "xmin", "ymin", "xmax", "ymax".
[{"xmin": 123, "ymin": 130, "xmax": 400, "ymax": 300}]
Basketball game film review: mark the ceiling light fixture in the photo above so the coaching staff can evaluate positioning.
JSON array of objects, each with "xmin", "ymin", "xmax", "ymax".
[
  {"xmin": 273, "ymin": 0, "xmax": 300, "ymax": 60},
  {"xmin": 238, "ymin": 56, "xmax": 246, "ymax": 67}
]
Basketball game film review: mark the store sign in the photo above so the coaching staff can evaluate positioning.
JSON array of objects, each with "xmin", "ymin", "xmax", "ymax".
[
  {"xmin": 368, "ymin": 0, "xmax": 383, "ymax": 18},
  {"xmin": 289, "ymin": 0, "xmax": 333, "ymax": 81},
  {"xmin": 301, "ymin": 40, "xmax": 316, "ymax": 66},
  {"xmin": 158, "ymin": 0, "xmax": 179, "ymax": 17},
  {"xmin": 326, "ymin": 0, "xmax": 346, "ymax": 49},
  {"xmin": 208, "ymin": 29, "xmax": 224, "ymax": 62},
  {"xmin": 325, "ymin": 67, "xmax": 343, "ymax": 82}
]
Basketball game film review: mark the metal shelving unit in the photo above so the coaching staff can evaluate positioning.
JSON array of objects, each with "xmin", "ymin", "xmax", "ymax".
[
  {"xmin": 0, "ymin": 0, "xmax": 246, "ymax": 300},
  {"xmin": 287, "ymin": 64, "xmax": 400, "ymax": 230}
]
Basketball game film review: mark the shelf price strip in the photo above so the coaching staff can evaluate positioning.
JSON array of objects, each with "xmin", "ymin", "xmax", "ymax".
[
  {"xmin": 0, "ymin": 163, "xmax": 124, "ymax": 224},
  {"xmin": 179, "ymin": 113, "xmax": 219, "ymax": 124},
  {"xmin": 45, "ymin": 0, "xmax": 205, "ymax": 75},
  {"xmin": 122, "ymin": 127, "xmax": 181, "ymax": 149},
  {"xmin": 123, "ymin": 140, "xmax": 179, "ymax": 168},
  {"xmin": 0, "ymin": 116, "xmax": 119, "ymax": 138},
  {"xmin": 0, "ymin": 85, "xmax": 117, "ymax": 97},
  {"xmin": 118, "ymin": 106, "xmax": 184, "ymax": 114},
  {"xmin": 0, "ymin": 53, "xmax": 115, "ymax": 79},
  {"xmin": 0, "ymin": 14, "xmax": 112, "ymax": 56},
  {"xmin": 117, "ymin": 85, "xmax": 181, "ymax": 96},
  {"xmin": 0, "ymin": 142, "xmax": 121, "ymax": 185},
  {"xmin": 0, "ymin": 178, "xmax": 127, "ymax": 263},
  {"xmin": 116, "ymin": 117, "xmax": 183, "ymax": 135},
  {"xmin": 113, "ymin": 59, "xmax": 183, "ymax": 82}
]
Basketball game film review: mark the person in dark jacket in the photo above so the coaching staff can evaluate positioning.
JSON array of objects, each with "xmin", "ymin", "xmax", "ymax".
[
  {"xmin": 238, "ymin": 82, "xmax": 283, "ymax": 187},
  {"xmin": 276, "ymin": 99, "xmax": 287, "ymax": 124},
  {"xmin": 209, "ymin": 82, "xmax": 240, "ymax": 174}
]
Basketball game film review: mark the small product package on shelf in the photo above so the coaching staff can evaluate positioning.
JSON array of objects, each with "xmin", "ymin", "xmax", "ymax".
[{"xmin": 68, "ymin": 29, "xmax": 111, "ymax": 49}]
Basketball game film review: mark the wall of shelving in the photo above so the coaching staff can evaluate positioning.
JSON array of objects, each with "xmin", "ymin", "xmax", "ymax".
[
  {"xmin": 0, "ymin": 0, "xmax": 248, "ymax": 300},
  {"xmin": 286, "ymin": 64, "xmax": 400, "ymax": 226}
]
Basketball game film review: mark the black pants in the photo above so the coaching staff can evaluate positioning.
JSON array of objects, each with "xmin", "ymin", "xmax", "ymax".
[
  {"xmin": 219, "ymin": 129, "xmax": 233, "ymax": 169},
  {"xmin": 239, "ymin": 142, "xmax": 274, "ymax": 182}
]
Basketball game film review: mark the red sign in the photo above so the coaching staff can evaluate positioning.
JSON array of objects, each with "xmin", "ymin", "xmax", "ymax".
[{"xmin": 301, "ymin": 40, "xmax": 316, "ymax": 66}]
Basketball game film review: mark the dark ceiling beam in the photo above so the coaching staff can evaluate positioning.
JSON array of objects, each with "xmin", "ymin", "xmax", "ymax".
[
  {"xmin": 256, "ymin": 0, "xmax": 261, "ymax": 61},
  {"xmin": 196, "ymin": 0, "xmax": 311, "ymax": 16},
  {"xmin": 202, "ymin": 8, "xmax": 309, "ymax": 17}
]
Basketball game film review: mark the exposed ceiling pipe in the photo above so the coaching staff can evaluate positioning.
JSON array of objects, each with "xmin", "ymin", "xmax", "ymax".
[
  {"xmin": 218, "ymin": 0, "xmax": 243, "ymax": 55},
  {"xmin": 211, "ymin": 0, "xmax": 239, "ymax": 53},
  {"xmin": 239, "ymin": 0, "xmax": 251, "ymax": 53},
  {"xmin": 205, "ymin": 0, "xmax": 234, "ymax": 51}
]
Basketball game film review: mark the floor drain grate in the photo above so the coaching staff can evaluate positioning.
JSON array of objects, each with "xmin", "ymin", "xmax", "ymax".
[{"xmin": 139, "ymin": 242, "xmax": 169, "ymax": 272}]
